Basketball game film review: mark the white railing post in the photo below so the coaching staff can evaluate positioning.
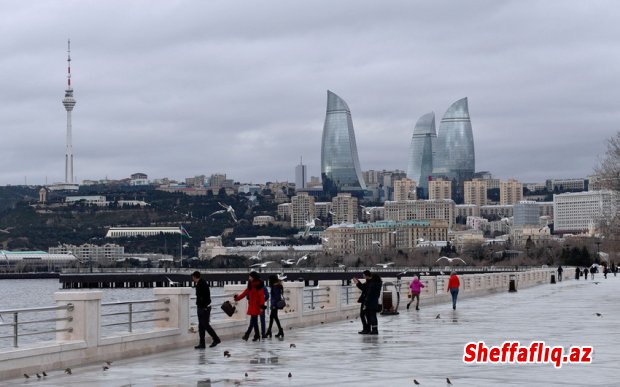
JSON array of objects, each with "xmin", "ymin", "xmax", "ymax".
[
  {"xmin": 281, "ymin": 281, "xmax": 305, "ymax": 326},
  {"xmin": 153, "ymin": 288, "xmax": 192, "ymax": 332},
  {"xmin": 55, "ymin": 291, "xmax": 102, "ymax": 347},
  {"xmin": 320, "ymin": 280, "xmax": 342, "ymax": 311}
]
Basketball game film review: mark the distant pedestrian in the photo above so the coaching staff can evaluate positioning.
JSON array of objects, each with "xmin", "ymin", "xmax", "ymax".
[
  {"xmin": 575, "ymin": 267, "xmax": 580, "ymax": 280},
  {"xmin": 352, "ymin": 274, "xmax": 369, "ymax": 334},
  {"xmin": 613, "ymin": 263, "xmax": 618, "ymax": 277},
  {"xmin": 266, "ymin": 274, "xmax": 284, "ymax": 338},
  {"xmin": 191, "ymin": 271, "xmax": 220, "ymax": 349},
  {"xmin": 447, "ymin": 271, "xmax": 460, "ymax": 310},
  {"xmin": 557, "ymin": 265, "xmax": 563, "ymax": 281},
  {"xmin": 590, "ymin": 266, "xmax": 596, "ymax": 280},
  {"xmin": 234, "ymin": 271, "xmax": 266, "ymax": 342},
  {"xmin": 407, "ymin": 275, "xmax": 425, "ymax": 311},
  {"xmin": 584, "ymin": 267, "xmax": 588, "ymax": 280},
  {"xmin": 603, "ymin": 265, "xmax": 609, "ymax": 279}
]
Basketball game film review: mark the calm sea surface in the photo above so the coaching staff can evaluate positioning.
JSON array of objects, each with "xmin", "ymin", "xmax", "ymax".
[{"xmin": 0, "ymin": 279, "xmax": 223, "ymax": 349}]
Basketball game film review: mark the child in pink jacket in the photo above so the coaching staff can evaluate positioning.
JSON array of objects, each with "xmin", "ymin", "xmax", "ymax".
[{"xmin": 407, "ymin": 275, "xmax": 425, "ymax": 311}]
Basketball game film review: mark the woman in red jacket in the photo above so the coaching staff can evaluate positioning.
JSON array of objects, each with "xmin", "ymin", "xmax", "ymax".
[
  {"xmin": 234, "ymin": 271, "xmax": 266, "ymax": 341},
  {"xmin": 447, "ymin": 271, "xmax": 460, "ymax": 310}
]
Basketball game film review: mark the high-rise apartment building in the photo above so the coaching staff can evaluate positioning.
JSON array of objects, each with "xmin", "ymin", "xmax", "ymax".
[
  {"xmin": 433, "ymin": 98, "xmax": 475, "ymax": 203},
  {"xmin": 321, "ymin": 90, "xmax": 366, "ymax": 194},
  {"xmin": 407, "ymin": 112, "xmax": 436, "ymax": 196},
  {"xmin": 428, "ymin": 178, "xmax": 452, "ymax": 201},
  {"xmin": 500, "ymin": 179, "xmax": 523, "ymax": 205},
  {"xmin": 295, "ymin": 158, "xmax": 307, "ymax": 190},
  {"xmin": 464, "ymin": 179, "xmax": 488, "ymax": 207},
  {"xmin": 331, "ymin": 193, "xmax": 358, "ymax": 224},
  {"xmin": 290, "ymin": 192, "xmax": 316, "ymax": 229},
  {"xmin": 209, "ymin": 173, "xmax": 227, "ymax": 188},
  {"xmin": 393, "ymin": 178, "xmax": 417, "ymax": 201}
]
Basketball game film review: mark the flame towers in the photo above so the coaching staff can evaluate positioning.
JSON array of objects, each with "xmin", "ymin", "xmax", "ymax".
[
  {"xmin": 407, "ymin": 112, "xmax": 436, "ymax": 196},
  {"xmin": 321, "ymin": 90, "xmax": 366, "ymax": 195},
  {"xmin": 62, "ymin": 39, "xmax": 76, "ymax": 184},
  {"xmin": 432, "ymin": 97, "xmax": 475, "ymax": 202}
]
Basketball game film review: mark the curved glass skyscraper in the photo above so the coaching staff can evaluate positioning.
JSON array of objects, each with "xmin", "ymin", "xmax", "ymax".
[
  {"xmin": 407, "ymin": 112, "xmax": 436, "ymax": 196},
  {"xmin": 321, "ymin": 90, "xmax": 366, "ymax": 195},
  {"xmin": 433, "ymin": 97, "xmax": 475, "ymax": 203}
]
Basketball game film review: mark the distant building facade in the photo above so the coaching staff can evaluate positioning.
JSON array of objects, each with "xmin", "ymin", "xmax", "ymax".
[
  {"xmin": 553, "ymin": 190, "xmax": 618, "ymax": 234},
  {"xmin": 428, "ymin": 178, "xmax": 452, "ymax": 201},
  {"xmin": 290, "ymin": 192, "xmax": 316, "ymax": 228},
  {"xmin": 500, "ymin": 179, "xmax": 523, "ymax": 205},
  {"xmin": 332, "ymin": 193, "xmax": 358, "ymax": 224}
]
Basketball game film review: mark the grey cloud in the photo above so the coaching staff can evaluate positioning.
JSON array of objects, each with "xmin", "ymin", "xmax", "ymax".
[{"xmin": 1, "ymin": 0, "xmax": 618, "ymax": 185}]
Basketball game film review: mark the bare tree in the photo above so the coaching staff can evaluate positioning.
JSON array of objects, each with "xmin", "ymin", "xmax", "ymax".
[
  {"xmin": 594, "ymin": 132, "xmax": 620, "ymax": 191},
  {"xmin": 594, "ymin": 132, "xmax": 620, "ymax": 257}
]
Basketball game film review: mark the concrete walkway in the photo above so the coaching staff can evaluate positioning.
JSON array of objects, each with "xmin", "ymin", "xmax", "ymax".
[{"xmin": 7, "ymin": 276, "xmax": 619, "ymax": 386}]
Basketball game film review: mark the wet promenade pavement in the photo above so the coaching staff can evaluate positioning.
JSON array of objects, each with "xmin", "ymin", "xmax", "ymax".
[{"xmin": 7, "ymin": 276, "xmax": 619, "ymax": 386}]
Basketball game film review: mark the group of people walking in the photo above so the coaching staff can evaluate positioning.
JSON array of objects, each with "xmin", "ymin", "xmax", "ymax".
[
  {"xmin": 191, "ymin": 270, "xmax": 285, "ymax": 349},
  {"xmin": 574, "ymin": 263, "xmax": 617, "ymax": 280},
  {"xmin": 192, "ymin": 269, "xmax": 463, "ymax": 349}
]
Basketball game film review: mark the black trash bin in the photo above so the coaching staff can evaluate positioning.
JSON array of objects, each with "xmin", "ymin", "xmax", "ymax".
[{"xmin": 509, "ymin": 274, "xmax": 517, "ymax": 292}]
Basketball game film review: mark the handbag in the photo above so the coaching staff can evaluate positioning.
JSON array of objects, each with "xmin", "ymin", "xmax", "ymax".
[
  {"xmin": 220, "ymin": 300, "xmax": 236, "ymax": 317},
  {"xmin": 276, "ymin": 299, "xmax": 286, "ymax": 310}
]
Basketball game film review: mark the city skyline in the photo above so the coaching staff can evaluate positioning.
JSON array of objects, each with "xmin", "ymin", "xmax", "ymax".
[{"xmin": 0, "ymin": 1, "xmax": 618, "ymax": 186}]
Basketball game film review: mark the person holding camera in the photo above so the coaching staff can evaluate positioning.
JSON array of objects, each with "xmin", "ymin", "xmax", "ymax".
[
  {"xmin": 352, "ymin": 274, "xmax": 369, "ymax": 334},
  {"xmin": 354, "ymin": 270, "xmax": 382, "ymax": 335}
]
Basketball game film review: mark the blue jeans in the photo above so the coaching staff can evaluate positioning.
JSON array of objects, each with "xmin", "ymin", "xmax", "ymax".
[{"xmin": 450, "ymin": 288, "xmax": 459, "ymax": 309}]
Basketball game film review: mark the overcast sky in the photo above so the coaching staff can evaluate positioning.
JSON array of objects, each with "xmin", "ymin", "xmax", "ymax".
[{"xmin": 1, "ymin": 0, "xmax": 618, "ymax": 186}]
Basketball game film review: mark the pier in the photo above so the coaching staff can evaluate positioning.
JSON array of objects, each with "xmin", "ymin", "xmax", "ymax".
[{"xmin": 4, "ymin": 268, "xmax": 611, "ymax": 385}]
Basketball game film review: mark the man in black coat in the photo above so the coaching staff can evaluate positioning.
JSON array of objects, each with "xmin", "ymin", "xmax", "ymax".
[
  {"xmin": 363, "ymin": 270, "xmax": 383, "ymax": 335},
  {"xmin": 353, "ymin": 274, "xmax": 369, "ymax": 334},
  {"xmin": 192, "ymin": 271, "xmax": 220, "ymax": 348}
]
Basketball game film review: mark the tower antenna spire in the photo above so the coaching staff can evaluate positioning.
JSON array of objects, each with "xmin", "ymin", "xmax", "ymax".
[
  {"xmin": 67, "ymin": 39, "xmax": 72, "ymax": 88},
  {"xmin": 62, "ymin": 39, "xmax": 76, "ymax": 184}
]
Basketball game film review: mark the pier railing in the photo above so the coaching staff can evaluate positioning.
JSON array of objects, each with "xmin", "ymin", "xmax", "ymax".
[
  {"xmin": 101, "ymin": 298, "xmax": 170, "ymax": 334},
  {"xmin": 0, "ymin": 304, "xmax": 74, "ymax": 348},
  {"xmin": 0, "ymin": 268, "xmax": 562, "ymax": 380}
]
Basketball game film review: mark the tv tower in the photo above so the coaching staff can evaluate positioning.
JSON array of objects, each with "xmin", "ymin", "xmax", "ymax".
[{"xmin": 62, "ymin": 39, "xmax": 76, "ymax": 184}]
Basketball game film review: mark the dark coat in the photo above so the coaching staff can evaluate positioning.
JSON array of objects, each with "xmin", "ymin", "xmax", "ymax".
[
  {"xmin": 356, "ymin": 281, "xmax": 368, "ymax": 304},
  {"xmin": 235, "ymin": 279, "xmax": 266, "ymax": 316},
  {"xmin": 364, "ymin": 274, "xmax": 382, "ymax": 311},
  {"xmin": 270, "ymin": 283, "xmax": 284, "ymax": 308},
  {"xmin": 195, "ymin": 278, "xmax": 211, "ymax": 308}
]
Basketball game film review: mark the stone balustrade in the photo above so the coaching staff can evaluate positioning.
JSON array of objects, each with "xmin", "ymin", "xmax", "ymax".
[{"xmin": 0, "ymin": 268, "xmax": 564, "ymax": 380}]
